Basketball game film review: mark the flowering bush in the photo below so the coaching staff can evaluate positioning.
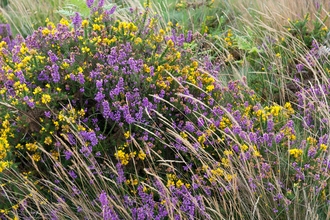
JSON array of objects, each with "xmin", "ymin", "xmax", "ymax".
[
  {"xmin": 0, "ymin": 1, "xmax": 330, "ymax": 219},
  {"xmin": 0, "ymin": 2, "xmax": 217, "ymax": 217}
]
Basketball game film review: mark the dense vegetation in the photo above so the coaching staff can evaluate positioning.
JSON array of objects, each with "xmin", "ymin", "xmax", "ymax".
[{"xmin": 0, "ymin": 0, "xmax": 330, "ymax": 219}]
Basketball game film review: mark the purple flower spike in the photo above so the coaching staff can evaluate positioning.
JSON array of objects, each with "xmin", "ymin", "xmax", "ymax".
[
  {"xmin": 99, "ymin": 190, "xmax": 119, "ymax": 220},
  {"xmin": 98, "ymin": 0, "xmax": 105, "ymax": 8},
  {"xmin": 72, "ymin": 12, "xmax": 82, "ymax": 30},
  {"xmin": 99, "ymin": 190, "xmax": 108, "ymax": 207},
  {"xmin": 68, "ymin": 170, "xmax": 77, "ymax": 179},
  {"xmin": 86, "ymin": 0, "xmax": 94, "ymax": 8},
  {"xmin": 108, "ymin": 5, "xmax": 117, "ymax": 15}
]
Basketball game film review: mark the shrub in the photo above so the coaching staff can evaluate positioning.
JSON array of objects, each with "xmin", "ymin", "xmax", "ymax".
[{"xmin": 0, "ymin": 1, "xmax": 329, "ymax": 219}]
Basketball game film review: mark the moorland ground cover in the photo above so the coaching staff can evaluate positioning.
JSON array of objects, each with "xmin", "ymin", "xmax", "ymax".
[{"xmin": 0, "ymin": 0, "xmax": 330, "ymax": 219}]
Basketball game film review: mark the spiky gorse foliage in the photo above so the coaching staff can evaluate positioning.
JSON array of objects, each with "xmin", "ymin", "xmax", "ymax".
[{"xmin": 0, "ymin": 0, "xmax": 330, "ymax": 219}]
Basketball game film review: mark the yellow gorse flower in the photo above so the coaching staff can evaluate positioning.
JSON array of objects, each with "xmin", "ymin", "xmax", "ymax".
[
  {"xmin": 288, "ymin": 148, "xmax": 303, "ymax": 159},
  {"xmin": 41, "ymin": 94, "xmax": 51, "ymax": 104}
]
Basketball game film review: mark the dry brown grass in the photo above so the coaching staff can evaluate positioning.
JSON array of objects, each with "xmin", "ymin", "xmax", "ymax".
[
  {"xmin": 0, "ymin": 0, "xmax": 65, "ymax": 36},
  {"xmin": 229, "ymin": 0, "xmax": 330, "ymax": 30}
]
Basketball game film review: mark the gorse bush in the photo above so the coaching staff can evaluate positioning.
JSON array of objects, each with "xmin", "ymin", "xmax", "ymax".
[
  {"xmin": 0, "ymin": 1, "xmax": 216, "ymax": 218},
  {"xmin": 0, "ymin": 0, "xmax": 218, "ymax": 173},
  {"xmin": 0, "ymin": 0, "xmax": 330, "ymax": 219}
]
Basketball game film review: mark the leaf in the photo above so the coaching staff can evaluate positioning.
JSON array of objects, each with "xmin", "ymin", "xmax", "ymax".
[
  {"xmin": 235, "ymin": 35, "xmax": 252, "ymax": 51},
  {"xmin": 183, "ymin": 42, "xmax": 197, "ymax": 50},
  {"xmin": 248, "ymin": 46, "xmax": 262, "ymax": 54},
  {"xmin": 57, "ymin": 0, "xmax": 91, "ymax": 18}
]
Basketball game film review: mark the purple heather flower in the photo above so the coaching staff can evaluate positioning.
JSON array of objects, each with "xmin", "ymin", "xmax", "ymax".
[
  {"xmin": 267, "ymin": 118, "xmax": 274, "ymax": 132},
  {"xmin": 0, "ymin": 23, "xmax": 12, "ymax": 38},
  {"xmin": 80, "ymin": 146, "xmax": 92, "ymax": 157},
  {"xmin": 44, "ymin": 111, "xmax": 51, "ymax": 118},
  {"xmin": 23, "ymin": 96, "xmax": 35, "ymax": 108},
  {"xmin": 48, "ymin": 50, "xmax": 58, "ymax": 63},
  {"xmin": 197, "ymin": 117, "xmax": 204, "ymax": 127},
  {"xmin": 80, "ymin": 130, "xmax": 98, "ymax": 146},
  {"xmin": 99, "ymin": 190, "xmax": 108, "ymax": 207},
  {"xmin": 273, "ymin": 193, "xmax": 283, "ymax": 201},
  {"xmin": 38, "ymin": 70, "xmax": 50, "ymax": 81},
  {"xmin": 121, "ymin": 105, "xmax": 134, "ymax": 124},
  {"xmin": 15, "ymin": 70, "xmax": 26, "ymax": 83},
  {"xmin": 116, "ymin": 163, "xmax": 126, "ymax": 184},
  {"xmin": 184, "ymin": 121, "xmax": 195, "ymax": 132},
  {"xmin": 232, "ymin": 144, "xmax": 239, "ymax": 153},
  {"xmin": 72, "ymin": 12, "xmax": 82, "ymax": 30},
  {"xmin": 186, "ymin": 30, "xmax": 192, "ymax": 42},
  {"xmin": 102, "ymin": 100, "xmax": 111, "ymax": 119},
  {"xmin": 296, "ymin": 63, "xmax": 304, "ymax": 73},
  {"xmin": 99, "ymin": 190, "xmax": 119, "ymax": 220},
  {"xmin": 98, "ymin": 0, "xmax": 105, "ymax": 8},
  {"xmin": 183, "ymin": 163, "xmax": 193, "ymax": 172},
  {"xmin": 86, "ymin": 0, "xmax": 94, "ymax": 8},
  {"xmin": 64, "ymin": 150, "xmax": 73, "ymax": 160},
  {"xmin": 135, "ymin": 106, "xmax": 144, "ymax": 122},
  {"xmin": 77, "ymin": 73, "xmax": 85, "ymax": 84},
  {"xmin": 70, "ymin": 73, "xmax": 76, "ymax": 81},
  {"xmin": 77, "ymin": 206, "xmax": 82, "ymax": 212},
  {"xmin": 248, "ymin": 178, "xmax": 257, "ymax": 191},
  {"xmin": 0, "ymin": 25, "xmax": 12, "ymax": 47},
  {"xmin": 275, "ymin": 133, "xmax": 284, "ymax": 144},
  {"xmin": 295, "ymin": 170, "xmax": 305, "ymax": 181},
  {"xmin": 68, "ymin": 170, "xmax": 77, "ymax": 179},
  {"xmin": 96, "ymin": 79, "xmax": 103, "ymax": 89},
  {"xmin": 232, "ymin": 126, "xmax": 241, "ymax": 135},
  {"xmin": 51, "ymin": 64, "xmax": 60, "ymax": 83},
  {"xmin": 66, "ymin": 133, "xmax": 76, "ymax": 145},
  {"xmin": 90, "ymin": 70, "xmax": 100, "ymax": 79},
  {"xmin": 50, "ymin": 210, "xmax": 58, "ymax": 220},
  {"xmin": 95, "ymin": 91, "xmax": 105, "ymax": 102},
  {"xmin": 105, "ymin": 5, "xmax": 117, "ymax": 16},
  {"xmin": 71, "ymin": 185, "xmax": 81, "ymax": 196}
]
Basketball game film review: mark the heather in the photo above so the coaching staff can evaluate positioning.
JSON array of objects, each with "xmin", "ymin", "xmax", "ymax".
[{"xmin": 0, "ymin": 0, "xmax": 330, "ymax": 219}]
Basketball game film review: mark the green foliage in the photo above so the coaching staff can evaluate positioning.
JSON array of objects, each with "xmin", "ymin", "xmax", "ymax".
[
  {"xmin": 57, "ymin": 0, "xmax": 91, "ymax": 17},
  {"xmin": 285, "ymin": 8, "xmax": 329, "ymax": 48}
]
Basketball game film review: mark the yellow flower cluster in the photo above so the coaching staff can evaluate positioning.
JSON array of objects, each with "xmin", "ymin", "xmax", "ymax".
[
  {"xmin": 0, "ymin": 161, "xmax": 12, "ymax": 173},
  {"xmin": 125, "ymin": 178, "xmax": 139, "ymax": 186},
  {"xmin": 224, "ymin": 29, "xmax": 233, "ymax": 47},
  {"xmin": 138, "ymin": 150, "xmax": 146, "ymax": 160},
  {"xmin": 114, "ymin": 146, "xmax": 147, "ymax": 165},
  {"xmin": 307, "ymin": 136, "xmax": 317, "ymax": 145},
  {"xmin": 25, "ymin": 142, "xmax": 38, "ymax": 152},
  {"xmin": 113, "ymin": 21, "xmax": 138, "ymax": 36},
  {"xmin": 0, "ymin": 116, "xmax": 13, "ymax": 173},
  {"xmin": 288, "ymin": 148, "xmax": 303, "ymax": 159},
  {"xmin": 254, "ymin": 102, "xmax": 294, "ymax": 122},
  {"xmin": 208, "ymin": 164, "xmax": 235, "ymax": 183},
  {"xmin": 166, "ymin": 173, "xmax": 190, "ymax": 188},
  {"xmin": 320, "ymin": 144, "xmax": 327, "ymax": 152},
  {"xmin": 41, "ymin": 94, "xmax": 51, "ymax": 104},
  {"xmin": 219, "ymin": 116, "xmax": 231, "ymax": 130},
  {"xmin": 281, "ymin": 127, "xmax": 296, "ymax": 141}
]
